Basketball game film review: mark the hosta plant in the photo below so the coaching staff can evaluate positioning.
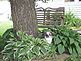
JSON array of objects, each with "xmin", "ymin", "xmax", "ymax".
[
  {"xmin": 64, "ymin": 12, "xmax": 81, "ymax": 28},
  {"xmin": 49, "ymin": 26, "xmax": 81, "ymax": 54},
  {"xmin": 2, "ymin": 31, "xmax": 56, "ymax": 61}
]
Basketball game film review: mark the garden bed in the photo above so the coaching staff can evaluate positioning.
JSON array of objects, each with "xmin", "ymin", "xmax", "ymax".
[
  {"xmin": 0, "ymin": 53, "xmax": 69, "ymax": 61},
  {"xmin": 32, "ymin": 54, "xmax": 69, "ymax": 61}
]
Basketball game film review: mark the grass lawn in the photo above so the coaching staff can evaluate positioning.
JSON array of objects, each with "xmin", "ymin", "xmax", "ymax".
[{"xmin": 0, "ymin": 20, "xmax": 13, "ymax": 36}]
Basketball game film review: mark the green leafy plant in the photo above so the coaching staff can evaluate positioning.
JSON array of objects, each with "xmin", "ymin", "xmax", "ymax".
[
  {"xmin": 49, "ymin": 26, "xmax": 81, "ymax": 54},
  {"xmin": 0, "ymin": 28, "xmax": 14, "ymax": 51},
  {"xmin": 2, "ymin": 28, "xmax": 17, "ymax": 41},
  {"xmin": 2, "ymin": 31, "xmax": 56, "ymax": 61},
  {"xmin": 64, "ymin": 12, "xmax": 81, "ymax": 28},
  {"xmin": 0, "ymin": 28, "xmax": 17, "ymax": 52}
]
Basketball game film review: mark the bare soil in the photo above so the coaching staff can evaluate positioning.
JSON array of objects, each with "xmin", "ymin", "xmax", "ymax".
[
  {"xmin": 56, "ymin": 54, "xmax": 70, "ymax": 61},
  {"xmin": 32, "ymin": 54, "xmax": 70, "ymax": 61}
]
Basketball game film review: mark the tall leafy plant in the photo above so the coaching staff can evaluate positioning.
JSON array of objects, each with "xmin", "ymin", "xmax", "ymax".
[
  {"xmin": 64, "ymin": 12, "xmax": 81, "ymax": 27},
  {"xmin": 49, "ymin": 26, "xmax": 81, "ymax": 54}
]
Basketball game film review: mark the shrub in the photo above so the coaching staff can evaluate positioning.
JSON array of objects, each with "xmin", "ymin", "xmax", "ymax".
[
  {"xmin": 2, "ymin": 28, "xmax": 16, "ymax": 41},
  {"xmin": 49, "ymin": 26, "xmax": 81, "ymax": 54},
  {"xmin": 2, "ymin": 30, "xmax": 56, "ymax": 61},
  {"xmin": 0, "ymin": 28, "xmax": 14, "ymax": 51},
  {"xmin": 64, "ymin": 12, "xmax": 81, "ymax": 28},
  {"xmin": 0, "ymin": 28, "xmax": 16, "ymax": 52}
]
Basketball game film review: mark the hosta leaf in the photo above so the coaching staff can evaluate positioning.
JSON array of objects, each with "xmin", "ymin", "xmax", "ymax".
[
  {"xmin": 68, "ymin": 47, "xmax": 72, "ymax": 54},
  {"xmin": 20, "ymin": 46, "xmax": 30, "ymax": 53},
  {"xmin": 74, "ymin": 41, "xmax": 78, "ymax": 47},
  {"xmin": 62, "ymin": 39, "xmax": 66, "ymax": 45},
  {"xmin": 58, "ymin": 44, "xmax": 65, "ymax": 54},
  {"xmin": 50, "ymin": 45, "xmax": 56, "ymax": 54},
  {"xmin": 69, "ymin": 38, "xmax": 74, "ymax": 44},
  {"xmin": 4, "ymin": 44, "xmax": 13, "ymax": 48},
  {"xmin": 72, "ymin": 48, "xmax": 77, "ymax": 54},
  {"xmin": 59, "ymin": 36, "xmax": 64, "ymax": 40},
  {"xmin": 18, "ymin": 52, "xmax": 26, "ymax": 57},
  {"xmin": 78, "ymin": 36, "xmax": 81, "ymax": 42},
  {"xmin": 2, "ymin": 48, "xmax": 12, "ymax": 53},
  {"xmin": 27, "ymin": 51, "xmax": 34, "ymax": 60},
  {"xmin": 51, "ymin": 45, "xmax": 56, "ymax": 52},
  {"xmin": 55, "ymin": 36, "xmax": 61, "ymax": 44},
  {"xmin": 32, "ymin": 46, "xmax": 39, "ymax": 56},
  {"xmin": 76, "ymin": 45, "xmax": 81, "ymax": 54},
  {"xmin": 63, "ymin": 32, "xmax": 69, "ymax": 36},
  {"xmin": 2, "ymin": 28, "xmax": 13, "ymax": 39},
  {"xmin": 40, "ymin": 46, "xmax": 47, "ymax": 55}
]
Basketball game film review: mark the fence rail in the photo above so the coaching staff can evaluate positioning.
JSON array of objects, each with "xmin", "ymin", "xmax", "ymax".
[{"xmin": 36, "ymin": 7, "xmax": 65, "ymax": 28}]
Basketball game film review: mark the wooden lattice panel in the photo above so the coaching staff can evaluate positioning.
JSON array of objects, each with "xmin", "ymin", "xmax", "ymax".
[{"xmin": 36, "ymin": 7, "xmax": 65, "ymax": 28}]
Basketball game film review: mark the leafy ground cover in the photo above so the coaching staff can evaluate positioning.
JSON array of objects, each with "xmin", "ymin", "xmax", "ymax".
[
  {"xmin": 1, "ymin": 26, "xmax": 81, "ymax": 61},
  {"xmin": 0, "ymin": 12, "xmax": 81, "ymax": 61}
]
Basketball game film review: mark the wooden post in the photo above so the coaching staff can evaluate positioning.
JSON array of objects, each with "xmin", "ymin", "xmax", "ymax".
[{"xmin": 43, "ymin": 9, "xmax": 46, "ymax": 25}]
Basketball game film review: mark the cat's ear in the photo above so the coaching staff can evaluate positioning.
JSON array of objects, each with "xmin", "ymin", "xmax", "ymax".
[{"xmin": 48, "ymin": 32, "xmax": 52, "ymax": 36}]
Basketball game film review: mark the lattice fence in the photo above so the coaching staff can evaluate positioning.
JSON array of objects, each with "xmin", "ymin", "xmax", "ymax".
[{"xmin": 36, "ymin": 7, "xmax": 65, "ymax": 28}]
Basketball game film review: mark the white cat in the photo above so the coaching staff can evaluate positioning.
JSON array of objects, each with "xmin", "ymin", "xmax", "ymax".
[{"xmin": 44, "ymin": 32, "xmax": 52, "ymax": 44}]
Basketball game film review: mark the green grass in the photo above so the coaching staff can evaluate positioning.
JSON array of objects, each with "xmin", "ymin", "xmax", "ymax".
[{"xmin": 0, "ymin": 20, "xmax": 13, "ymax": 36}]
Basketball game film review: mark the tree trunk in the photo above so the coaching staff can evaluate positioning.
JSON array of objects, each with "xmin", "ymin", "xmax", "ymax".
[{"xmin": 10, "ymin": 0, "xmax": 38, "ymax": 36}]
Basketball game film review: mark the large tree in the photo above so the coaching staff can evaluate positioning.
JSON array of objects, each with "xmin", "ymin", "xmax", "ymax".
[{"xmin": 10, "ymin": 0, "xmax": 38, "ymax": 36}]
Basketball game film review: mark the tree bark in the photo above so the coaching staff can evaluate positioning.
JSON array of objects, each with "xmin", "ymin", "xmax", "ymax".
[{"xmin": 10, "ymin": 0, "xmax": 38, "ymax": 36}]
